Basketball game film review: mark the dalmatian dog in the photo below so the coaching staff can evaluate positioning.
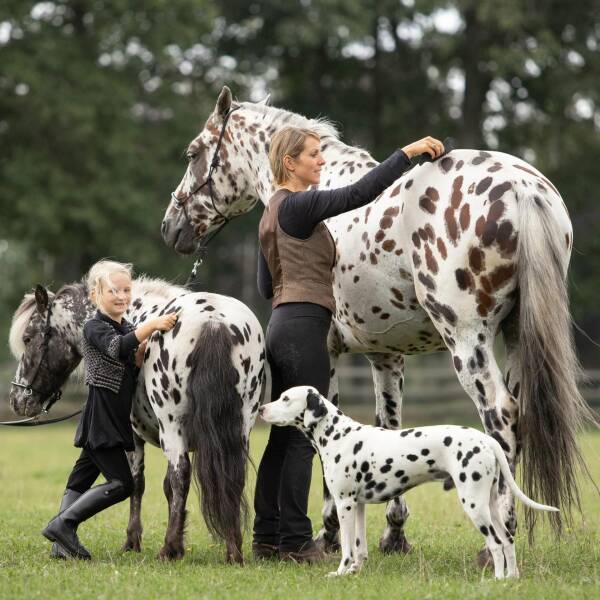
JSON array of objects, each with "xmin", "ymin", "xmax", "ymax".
[{"xmin": 259, "ymin": 385, "xmax": 558, "ymax": 579}]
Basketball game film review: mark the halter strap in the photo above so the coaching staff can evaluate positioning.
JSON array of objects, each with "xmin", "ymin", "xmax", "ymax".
[{"xmin": 169, "ymin": 106, "xmax": 241, "ymax": 287}]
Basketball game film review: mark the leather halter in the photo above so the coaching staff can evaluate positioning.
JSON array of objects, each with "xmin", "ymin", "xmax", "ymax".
[
  {"xmin": 1, "ymin": 301, "xmax": 81, "ymax": 427},
  {"xmin": 170, "ymin": 106, "xmax": 241, "ymax": 285}
]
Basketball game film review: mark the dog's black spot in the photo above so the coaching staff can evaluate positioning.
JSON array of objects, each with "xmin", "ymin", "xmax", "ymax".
[
  {"xmin": 353, "ymin": 441, "xmax": 363, "ymax": 454},
  {"xmin": 406, "ymin": 454, "xmax": 418, "ymax": 462},
  {"xmin": 472, "ymin": 471, "xmax": 481, "ymax": 481},
  {"xmin": 459, "ymin": 472, "xmax": 466, "ymax": 482},
  {"xmin": 361, "ymin": 461, "xmax": 369, "ymax": 473},
  {"xmin": 443, "ymin": 436, "xmax": 453, "ymax": 446}
]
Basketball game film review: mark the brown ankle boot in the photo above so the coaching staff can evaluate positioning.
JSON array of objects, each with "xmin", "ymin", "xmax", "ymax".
[
  {"xmin": 252, "ymin": 542, "xmax": 279, "ymax": 560},
  {"xmin": 279, "ymin": 540, "xmax": 325, "ymax": 564}
]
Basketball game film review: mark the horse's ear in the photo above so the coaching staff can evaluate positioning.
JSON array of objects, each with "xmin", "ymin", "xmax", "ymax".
[
  {"xmin": 215, "ymin": 86, "xmax": 232, "ymax": 118},
  {"xmin": 257, "ymin": 93, "xmax": 271, "ymax": 106},
  {"xmin": 34, "ymin": 284, "xmax": 49, "ymax": 314}
]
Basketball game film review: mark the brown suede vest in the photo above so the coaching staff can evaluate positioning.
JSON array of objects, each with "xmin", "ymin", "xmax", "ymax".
[{"xmin": 259, "ymin": 189, "xmax": 336, "ymax": 312}]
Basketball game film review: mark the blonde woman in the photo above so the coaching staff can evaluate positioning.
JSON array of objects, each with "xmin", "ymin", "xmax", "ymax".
[
  {"xmin": 254, "ymin": 128, "xmax": 445, "ymax": 562},
  {"xmin": 42, "ymin": 260, "xmax": 177, "ymax": 560}
]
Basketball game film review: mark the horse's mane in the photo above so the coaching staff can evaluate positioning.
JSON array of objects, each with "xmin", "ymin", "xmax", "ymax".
[
  {"xmin": 9, "ymin": 290, "xmax": 56, "ymax": 358},
  {"xmin": 238, "ymin": 101, "xmax": 341, "ymax": 141}
]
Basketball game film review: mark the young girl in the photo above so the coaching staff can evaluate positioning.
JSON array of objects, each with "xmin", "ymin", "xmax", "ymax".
[{"xmin": 42, "ymin": 260, "xmax": 178, "ymax": 559}]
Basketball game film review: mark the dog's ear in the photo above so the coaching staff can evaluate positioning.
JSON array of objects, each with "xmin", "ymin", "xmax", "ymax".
[{"xmin": 303, "ymin": 389, "xmax": 327, "ymax": 428}]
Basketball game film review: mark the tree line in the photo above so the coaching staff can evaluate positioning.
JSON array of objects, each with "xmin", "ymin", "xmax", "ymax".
[{"xmin": 1, "ymin": 0, "xmax": 598, "ymax": 363}]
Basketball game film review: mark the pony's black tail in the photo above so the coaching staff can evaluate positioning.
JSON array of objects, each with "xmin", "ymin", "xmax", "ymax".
[{"xmin": 185, "ymin": 321, "xmax": 248, "ymax": 561}]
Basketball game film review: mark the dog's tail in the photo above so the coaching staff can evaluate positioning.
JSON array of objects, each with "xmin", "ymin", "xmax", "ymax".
[
  {"xmin": 488, "ymin": 436, "xmax": 559, "ymax": 513},
  {"xmin": 185, "ymin": 320, "xmax": 248, "ymax": 562}
]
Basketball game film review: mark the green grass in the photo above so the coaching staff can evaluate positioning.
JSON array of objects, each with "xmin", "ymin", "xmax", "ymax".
[{"xmin": 0, "ymin": 424, "xmax": 598, "ymax": 599}]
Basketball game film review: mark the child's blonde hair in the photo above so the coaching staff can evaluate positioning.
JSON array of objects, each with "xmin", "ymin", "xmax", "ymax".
[
  {"xmin": 269, "ymin": 126, "xmax": 321, "ymax": 185},
  {"xmin": 87, "ymin": 260, "xmax": 133, "ymax": 307}
]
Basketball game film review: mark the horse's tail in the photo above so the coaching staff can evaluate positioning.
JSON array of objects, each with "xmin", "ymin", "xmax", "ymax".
[
  {"xmin": 515, "ymin": 189, "xmax": 596, "ymax": 535},
  {"xmin": 185, "ymin": 321, "xmax": 248, "ymax": 560}
]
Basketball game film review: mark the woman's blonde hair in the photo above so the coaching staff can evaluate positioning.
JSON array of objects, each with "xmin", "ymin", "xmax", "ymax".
[
  {"xmin": 269, "ymin": 126, "xmax": 321, "ymax": 185},
  {"xmin": 87, "ymin": 259, "xmax": 133, "ymax": 307}
]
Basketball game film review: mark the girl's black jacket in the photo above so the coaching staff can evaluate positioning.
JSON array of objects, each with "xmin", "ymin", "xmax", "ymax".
[{"xmin": 74, "ymin": 311, "xmax": 140, "ymax": 451}]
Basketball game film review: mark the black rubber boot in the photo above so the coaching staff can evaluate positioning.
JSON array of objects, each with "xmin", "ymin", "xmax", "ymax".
[
  {"xmin": 50, "ymin": 489, "xmax": 82, "ymax": 559},
  {"xmin": 42, "ymin": 479, "xmax": 128, "ymax": 559}
]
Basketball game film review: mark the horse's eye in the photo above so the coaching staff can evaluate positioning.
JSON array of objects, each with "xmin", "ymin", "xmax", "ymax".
[
  {"xmin": 187, "ymin": 152, "xmax": 197, "ymax": 162},
  {"xmin": 23, "ymin": 337, "xmax": 31, "ymax": 345}
]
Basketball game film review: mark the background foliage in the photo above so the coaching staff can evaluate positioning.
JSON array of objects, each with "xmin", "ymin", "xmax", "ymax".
[{"xmin": 1, "ymin": 0, "xmax": 599, "ymax": 364}]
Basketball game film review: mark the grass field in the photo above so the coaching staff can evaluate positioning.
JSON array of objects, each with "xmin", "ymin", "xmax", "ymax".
[{"xmin": 0, "ymin": 423, "xmax": 598, "ymax": 599}]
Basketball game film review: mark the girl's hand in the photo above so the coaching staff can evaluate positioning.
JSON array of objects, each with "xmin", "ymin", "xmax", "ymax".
[
  {"xmin": 153, "ymin": 313, "xmax": 179, "ymax": 332},
  {"xmin": 401, "ymin": 136, "xmax": 445, "ymax": 160},
  {"xmin": 135, "ymin": 340, "xmax": 148, "ymax": 368}
]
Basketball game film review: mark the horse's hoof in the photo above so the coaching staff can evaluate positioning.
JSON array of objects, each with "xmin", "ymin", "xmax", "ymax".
[
  {"xmin": 475, "ymin": 547, "xmax": 493, "ymax": 569},
  {"xmin": 314, "ymin": 531, "xmax": 340, "ymax": 554},
  {"xmin": 157, "ymin": 546, "xmax": 184, "ymax": 561},
  {"xmin": 378, "ymin": 532, "xmax": 412, "ymax": 554},
  {"xmin": 122, "ymin": 538, "xmax": 141, "ymax": 553}
]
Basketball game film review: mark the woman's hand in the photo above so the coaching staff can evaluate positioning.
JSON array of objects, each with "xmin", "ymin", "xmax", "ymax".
[
  {"xmin": 401, "ymin": 137, "xmax": 445, "ymax": 160},
  {"xmin": 134, "ymin": 340, "xmax": 148, "ymax": 368}
]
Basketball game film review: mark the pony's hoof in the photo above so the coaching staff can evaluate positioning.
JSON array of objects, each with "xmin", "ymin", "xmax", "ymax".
[
  {"xmin": 226, "ymin": 551, "xmax": 244, "ymax": 565},
  {"xmin": 122, "ymin": 538, "xmax": 141, "ymax": 553},
  {"xmin": 378, "ymin": 532, "xmax": 412, "ymax": 554},
  {"xmin": 157, "ymin": 545, "xmax": 184, "ymax": 561},
  {"xmin": 314, "ymin": 531, "xmax": 340, "ymax": 554},
  {"xmin": 475, "ymin": 547, "xmax": 493, "ymax": 569}
]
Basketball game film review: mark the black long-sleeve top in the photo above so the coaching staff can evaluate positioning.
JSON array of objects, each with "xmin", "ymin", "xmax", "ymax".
[
  {"xmin": 74, "ymin": 311, "xmax": 140, "ymax": 451},
  {"xmin": 257, "ymin": 149, "xmax": 411, "ymax": 299}
]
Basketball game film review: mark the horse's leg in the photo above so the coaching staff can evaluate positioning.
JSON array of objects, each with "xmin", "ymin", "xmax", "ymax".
[
  {"xmin": 497, "ymin": 307, "xmax": 522, "ymax": 533},
  {"xmin": 122, "ymin": 432, "xmax": 145, "ymax": 552},
  {"xmin": 157, "ymin": 449, "xmax": 191, "ymax": 561},
  {"xmin": 366, "ymin": 352, "xmax": 412, "ymax": 554},
  {"xmin": 449, "ymin": 333, "xmax": 519, "ymax": 568},
  {"xmin": 315, "ymin": 348, "xmax": 341, "ymax": 553}
]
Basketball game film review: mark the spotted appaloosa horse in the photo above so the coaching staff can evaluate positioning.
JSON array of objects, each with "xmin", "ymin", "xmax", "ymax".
[
  {"xmin": 162, "ymin": 86, "xmax": 592, "ymax": 558},
  {"xmin": 8, "ymin": 277, "xmax": 265, "ymax": 563}
]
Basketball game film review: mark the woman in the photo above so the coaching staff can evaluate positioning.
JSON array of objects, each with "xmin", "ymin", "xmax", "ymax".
[
  {"xmin": 42, "ymin": 260, "xmax": 178, "ymax": 559},
  {"xmin": 253, "ymin": 127, "xmax": 445, "ymax": 563}
]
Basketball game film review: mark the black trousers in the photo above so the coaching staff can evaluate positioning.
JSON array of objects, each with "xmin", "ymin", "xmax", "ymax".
[
  {"xmin": 66, "ymin": 445, "xmax": 134, "ymax": 496},
  {"xmin": 253, "ymin": 303, "xmax": 331, "ymax": 551}
]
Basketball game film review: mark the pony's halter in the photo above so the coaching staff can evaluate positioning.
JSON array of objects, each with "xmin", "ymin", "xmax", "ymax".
[
  {"xmin": 170, "ymin": 106, "xmax": 241, "ymax": 246},
  {"xmin": 7, "ymin": 301, "xmax": 65, "ymax": 421}
]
